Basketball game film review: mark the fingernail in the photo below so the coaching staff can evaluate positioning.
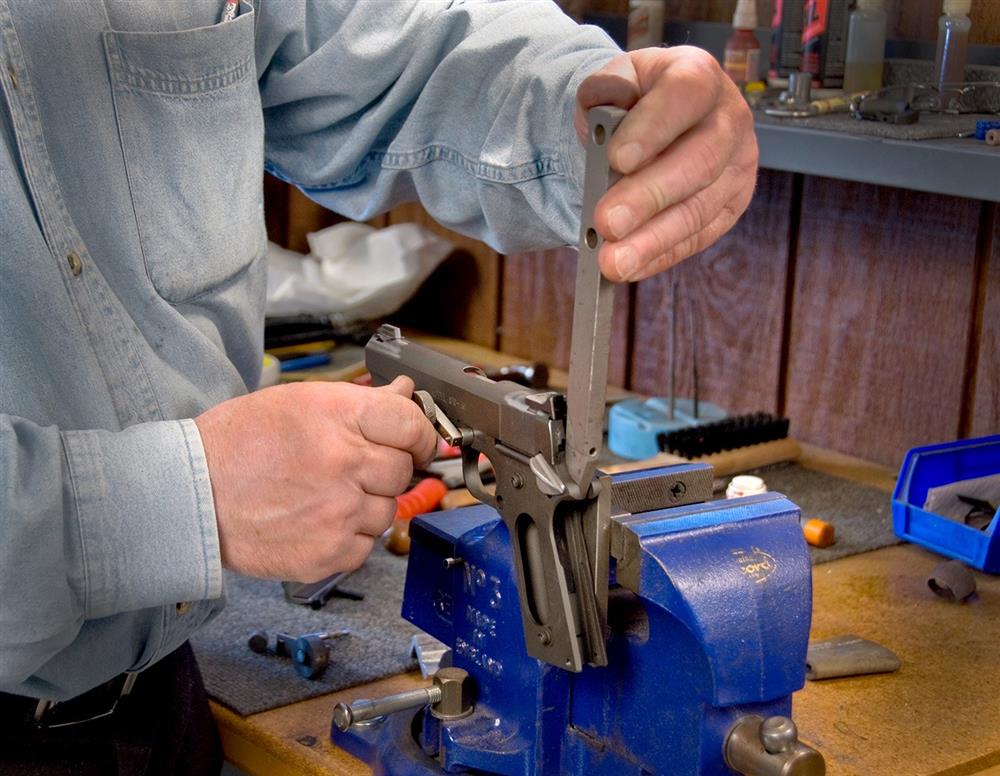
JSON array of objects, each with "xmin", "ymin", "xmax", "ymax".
[
  {"xmin": 607, "ymin": 205, "xmax": 635, "ymax": 239},
  {"xmin": 617, "ymin": 142, "xmax": 643, "ymax": 172},
  {"xmin": 614, "ymin": 245, "xmax": 639, "ymax": 280}
]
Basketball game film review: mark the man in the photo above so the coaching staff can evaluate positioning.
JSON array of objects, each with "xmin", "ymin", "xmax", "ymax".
[{"xmin": 0, "ymin": 0, "xmax": 757, "ymax": 772}]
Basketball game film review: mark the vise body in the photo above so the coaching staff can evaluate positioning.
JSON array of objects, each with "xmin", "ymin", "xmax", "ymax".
[
  {"xmin": 331, "ymin": 465, "xmax": 822, "ymax": 775},
  {"xmin": 333, "ymin": 106, "xmax": 823, "ymax": 774}
]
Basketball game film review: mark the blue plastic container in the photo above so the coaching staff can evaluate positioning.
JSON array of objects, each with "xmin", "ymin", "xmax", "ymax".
[{"xmin": 892, "ymin": 434, "xmax": 1000, "ymax": 573}]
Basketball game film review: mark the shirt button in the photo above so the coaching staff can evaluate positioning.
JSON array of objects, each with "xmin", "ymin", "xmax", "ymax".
[
  {"xmin": 176, "ymin": 601, "xmax": 191, "ymax": 615},
  {"xmin": 66, "ymin": 252, "xmax": 83, "ymax": 276}
]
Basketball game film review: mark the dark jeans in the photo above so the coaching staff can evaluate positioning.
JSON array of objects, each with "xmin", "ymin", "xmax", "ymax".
[{"xmin": 0, "ymin": 642, "xmax": 222, "ymax": 776}]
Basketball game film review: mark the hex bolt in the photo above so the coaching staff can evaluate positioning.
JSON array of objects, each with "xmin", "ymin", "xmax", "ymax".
[
  {"xmin": 429, "ymin": 667, "xmax": 474, "ymax": 720},
  {"xmin": 511, "ymin": 473, "xmax": 525, "ymax": 489}
]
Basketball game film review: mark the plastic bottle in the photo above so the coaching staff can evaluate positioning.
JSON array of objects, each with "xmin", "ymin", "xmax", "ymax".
[
  {"xmin": 933, "ymin": 0, "xmax": 972, "ymax": 90},
  {"xmin": 627, "ymin": 0, "xmax": 665, "ymax": 51},
  {"xmin": 843, "ymin": 0, "xmax": 887, "ymax": 93},
  {"xmin": 724, "ymin": 0, "xmax": 761, "ymax": 88}
]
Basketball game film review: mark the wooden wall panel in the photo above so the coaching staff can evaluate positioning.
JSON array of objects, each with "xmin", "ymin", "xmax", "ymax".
[
  {"xmin": 629, "ymin": 169, "xmax": 795, "ymax": 415},
  {"xmin": 971, "ymin": 208, "xmax": 999, "ymax": 435},
  {"xmin": 387, "ymin": 202, "xmax": 500, "ymax": 350},
  {"xmin": 786, "ymin": 178, "xmax": 981, "ymax": 467},
  {"xmin": 499, "ymin": 248, "xmax": 631, "ymax": 387}
]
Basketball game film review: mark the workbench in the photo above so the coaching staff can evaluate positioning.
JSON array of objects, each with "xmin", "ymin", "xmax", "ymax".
[{"xmin": 216, "ymin": 342, "xmax": 1000, "ymax": 776}]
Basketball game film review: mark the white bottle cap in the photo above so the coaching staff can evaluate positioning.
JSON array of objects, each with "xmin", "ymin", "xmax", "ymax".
[
  {"xmin": 726, "ymin": 475, "xmax": 768, "ymax": 499},
  {"xmin": 943, "ymin": 0, "xmax": 972, "ymax": 16},
  {"xmin": 732, "ymin": 0, "xmax": 757, "ymax": 29}
]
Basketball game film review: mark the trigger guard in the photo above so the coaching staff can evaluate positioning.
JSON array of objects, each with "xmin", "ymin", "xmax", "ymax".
[{"xmin": 462, "ymin": 447, "xmax": 495, "ymax": 508}]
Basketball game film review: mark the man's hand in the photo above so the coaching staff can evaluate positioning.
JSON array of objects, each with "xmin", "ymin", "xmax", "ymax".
[
  {"xmin": 195, "ymin": 377, "xmax": 437, "ymax": 582},
  {"xmin": 576, "ymin": 46, "xmax": 758, "ymax": 282}
]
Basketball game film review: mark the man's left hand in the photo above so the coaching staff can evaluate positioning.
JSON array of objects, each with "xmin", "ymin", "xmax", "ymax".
[{"xmin": 576, "ymin": 46, "xmax": 758, "ymax": 282}]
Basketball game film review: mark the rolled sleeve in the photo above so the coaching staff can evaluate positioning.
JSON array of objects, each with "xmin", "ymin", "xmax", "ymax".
[
  {"xmin": 256, "ymin": 0, "xmax": 620, "ymax": 252},
  {"xmin": 62, "ymin": 419, "xmax": 222, "ymax": 619}
]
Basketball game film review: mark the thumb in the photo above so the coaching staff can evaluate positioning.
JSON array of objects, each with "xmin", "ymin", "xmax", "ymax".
[{"xmin": 378, "ymin": 375, "xmax": 416, "ymax": 398}]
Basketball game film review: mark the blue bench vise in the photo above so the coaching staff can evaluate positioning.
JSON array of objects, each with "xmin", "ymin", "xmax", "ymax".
[
  {"xmin": 337, "ymin": 106, "xmax": 823, "ymax": 775},
  {"xmin": 331, "ymin": 464, "xmax": 823, "ymax": 776}
]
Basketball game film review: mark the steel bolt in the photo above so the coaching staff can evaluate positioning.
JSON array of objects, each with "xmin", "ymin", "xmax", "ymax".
[
  {"xmin": 511, "ymin": 473, "xmax": 525, "ymax": 489},
  {"xmin": 429, "ymin": 667, "xmax": 474, "ymax": 720}
]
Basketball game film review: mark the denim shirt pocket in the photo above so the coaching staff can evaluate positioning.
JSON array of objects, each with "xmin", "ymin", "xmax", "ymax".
[{"xmin": 103, "ymin": 8, "xmax": 264, "ymax": 304}]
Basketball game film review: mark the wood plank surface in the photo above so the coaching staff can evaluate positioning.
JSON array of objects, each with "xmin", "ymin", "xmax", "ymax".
[
  {"xmin": 785, "ymin": 178, "xmax": 981, "ymax": 468},
  {"xmin": 971, "ymin": 207, "xmax": 999, "ymax": 436},
  {"xmin": 797, "ymin": 544, "xmax": 1000, "ymax": 776},
  {"xmin": 628, "ymin": 169, "xmax": 795, "ymax": 415},
  {"xmin": 499, "ymin": 247, "xmax": 631, "ymax": 387},
  {"xmin": 389, "ymin": 202, "xmax": 501, "ymax": 350}
]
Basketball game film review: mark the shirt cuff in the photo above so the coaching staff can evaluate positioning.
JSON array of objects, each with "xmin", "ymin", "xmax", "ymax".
[{"xmin": 62, "ymin": 419, "xmax": 222, "ymax": 619}]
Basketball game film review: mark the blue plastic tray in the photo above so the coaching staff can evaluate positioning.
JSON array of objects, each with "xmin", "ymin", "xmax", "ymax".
[{"xmin": 892, "ymin": 434, "xmax": 1000, "ymax": 573}]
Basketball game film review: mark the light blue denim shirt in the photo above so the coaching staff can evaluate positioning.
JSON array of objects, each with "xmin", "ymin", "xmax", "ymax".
[{"xmin": 0, "ymin": 0, "xmax": 617, "ymax": 699}]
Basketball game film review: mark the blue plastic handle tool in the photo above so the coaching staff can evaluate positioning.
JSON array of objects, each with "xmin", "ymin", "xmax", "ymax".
[{"xmin": 279, "ymin": 353, "xmax": 332, "ymax": 372}]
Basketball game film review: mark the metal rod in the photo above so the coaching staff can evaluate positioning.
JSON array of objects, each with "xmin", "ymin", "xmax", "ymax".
[
  {"xmin": 565, "ymin": 105, "xmax": 626, "ymax": 491},
  {"xmin": 332, "ymin": 685, "xmax": 443, "ymax": 731}
]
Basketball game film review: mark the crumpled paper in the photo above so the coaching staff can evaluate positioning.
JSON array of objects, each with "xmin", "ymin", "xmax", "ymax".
[{"xmin": 265, "ymin": 221, "xmax": 452, "ymax": 321}]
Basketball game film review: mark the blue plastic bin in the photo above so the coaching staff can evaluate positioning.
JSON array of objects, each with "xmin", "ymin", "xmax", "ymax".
[{"xmin": 892, "ymin": 434, "xmax": 1000, "ymax": 573}]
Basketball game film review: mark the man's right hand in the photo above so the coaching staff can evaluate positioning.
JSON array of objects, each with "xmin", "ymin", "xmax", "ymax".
[{"xmin": 195, "ymin": 376, "xmax": 437, "ymax": 582}]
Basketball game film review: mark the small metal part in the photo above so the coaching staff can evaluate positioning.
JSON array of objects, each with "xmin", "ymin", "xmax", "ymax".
[
  {"xmin": 283, "ymin": 572, "xmax": 364, "ymax": 607},
  {"xmin": 785, "ymin": 71, "xmax": 812, "ymax": 106},
  {"xmin": 275, "ymin": 632, "xmax": 296, "ymax": 659},
  {"xmin": 805, "ymin": 634, "xmax": 900, "ymax": 680},
  {"xmin": 725, "ymin": 714, "xmax": 825, "ymax": 776},
  {"xmin": 333, "ymin": 685, "xmax": 444, "ymax": 731},
  {"xmin": 293, "ymin": 630, "xmax": 350, "ymax": 680},
  {"xmin": 442, "ymin": 556, "xmax": 464, "ymax": 569},
  {"xmin": 529, "ymin": 453, "xmax": 566, "ymax": 496},
  {"xmin": 760, "ymin": 716, "xmax": 798, "ymax": 754},
  {"xmin": 928, "ymin": 559, "xmax": 977, "ymax": 602},
  {"xmin": 410, "ymin": 633, "xmax": 452, "ymax": 679},
  {"xmin": 428, "ymin": 668, "xmax": 474, "ymax": 720},
  {"xmin": 247, "ymin": 629, "xmax": 269, "ymax": 655}
]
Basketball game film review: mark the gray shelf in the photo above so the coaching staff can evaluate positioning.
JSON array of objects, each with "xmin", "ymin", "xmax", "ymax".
[{"xmin": 756, "ymin": 122, "xmax": 1000, "ymax": 202}]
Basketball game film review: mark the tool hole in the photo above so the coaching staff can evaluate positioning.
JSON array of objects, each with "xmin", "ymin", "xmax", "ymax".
[
  {"xmin": 585, "ymin": 228, "xmax": 598, "ymax": 249},
  {"xmin": 593, "ymin": 124, "xmax": 606, "ymax": 145}
]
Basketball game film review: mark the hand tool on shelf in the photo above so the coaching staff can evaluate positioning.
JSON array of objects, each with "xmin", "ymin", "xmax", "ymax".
[{"xmin": 340, "ymin": 106, "xmax": 823, "ymax": 776}]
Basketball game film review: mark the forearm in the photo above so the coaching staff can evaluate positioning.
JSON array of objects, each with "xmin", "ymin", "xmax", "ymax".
[{"xmin": 257, "ymin": 0, "xmax": 619, "ymax": 251}]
